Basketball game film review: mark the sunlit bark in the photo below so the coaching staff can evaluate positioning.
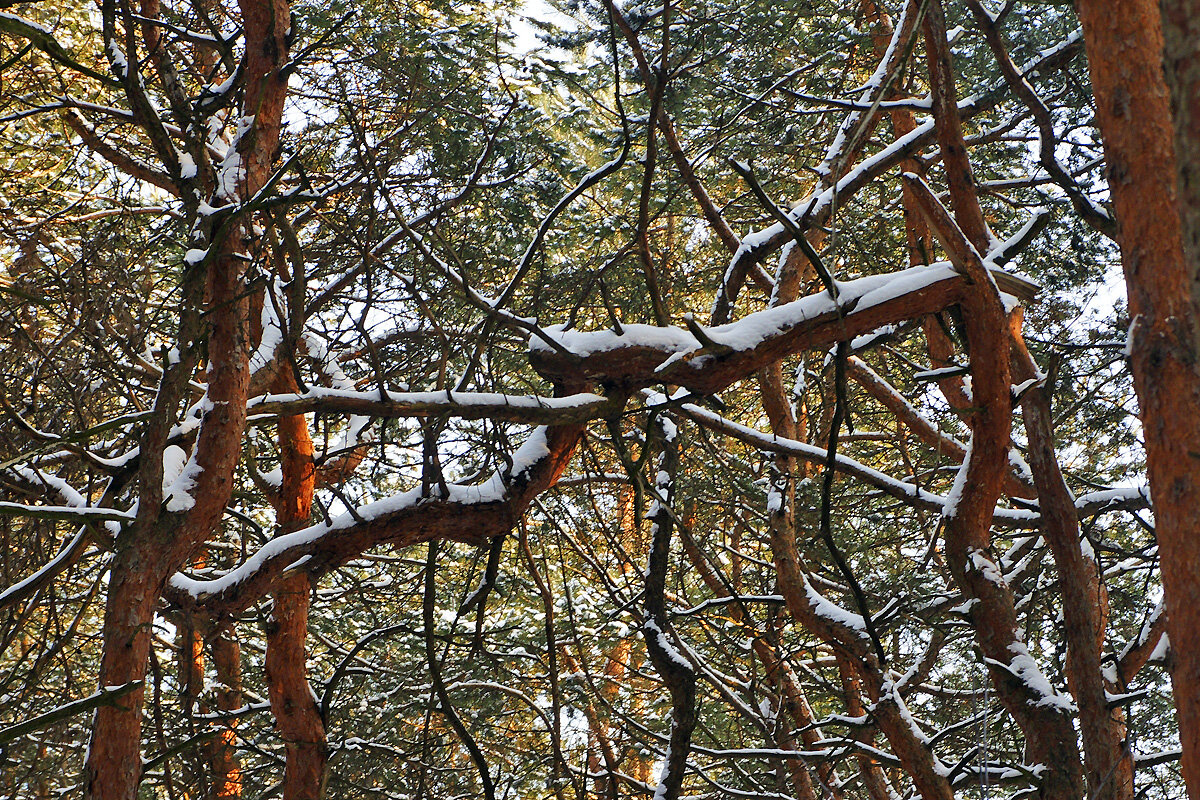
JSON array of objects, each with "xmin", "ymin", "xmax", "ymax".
[{"xmin": 1077, "ymin": 0, "xmax": 1200, "ymax": 791}]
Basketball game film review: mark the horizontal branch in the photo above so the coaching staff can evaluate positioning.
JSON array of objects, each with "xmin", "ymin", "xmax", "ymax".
[
  {"xmin": 533, "ymin": 263, "xmax": 973, "ymax": 393},
  {"xmin": 247, "ymin": 388, "xmax": 620, "ymax": 425},
  {"xmin": 168, "ymin": 424, "xmax": 584, "ymax": 618},
  {"xmin": 0, "ymin": 502, "xmax": 133, "ymax": 523},
  {"xmin": 0, "ymin": 682, "xmax": 141, "ymax": 746}
]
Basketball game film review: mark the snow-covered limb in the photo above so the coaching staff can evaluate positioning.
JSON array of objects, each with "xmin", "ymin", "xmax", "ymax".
[
  {"xmin": 678, "ymin": 396, "xmax": 1149, "ymax": 525},
  {"xmin": 0, "ymin": 502, "xmax": 132, "ymax": 523},
  {"xmin": 247, "ymin": 387, "xmax": 619, "ymax": 425},
  {"xmin": 0, "ymin": 466, "xmax": 129, "ymax": 525},
  {"xmin": 0, "ymin": 527, "xmax": 89, "ymax": 610},
  {"xmin": 814, "ymin": 0, "xmax": 921, "ymax": 183},
  {"xmin": 535, "ymin": 262, "xmax": 976, "ymax": 392},
  {"xmin": 1075, "ymin": 484, "xmax": 1151, "ymax": 514},
  {"xmin": 710, "ymin": 34, "xmax": 1076, "ymax": 322},
  {"xmin": 983, "ymin": 642, "xmax": 1076, "ymax": 713},
  {"xmin": 166, "ymin": 424, "xmax": 584, "ymax": 617},
  {"xmin": 1104, "ymin": 602, "xmax": 1169, "ymax": 687}
]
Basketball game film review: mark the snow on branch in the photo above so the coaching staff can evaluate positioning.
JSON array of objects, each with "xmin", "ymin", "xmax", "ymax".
[
  {"xmin": 534, "ymin": 262, "xmax": 981, "ymax": 393},
  {"xmin": 710, "ymin": 33, "xmax": 1079, "ymax": 321},
  {"xmin": 0, "ymin": 502, "xmax": 133, "ymax": 523},
  {"xmin": 167, "ymin": 424, "xmax": 583, "ymax": 617},
  {"xmin": 247, "ymin": 388, "xmax": 619, "ymax": 425}
]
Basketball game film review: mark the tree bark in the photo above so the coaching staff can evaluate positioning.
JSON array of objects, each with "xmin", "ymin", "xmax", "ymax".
[
  {"xmin": 1010, "ymin": 315, "xmax": 1132, "ymax": 800},
  {"xmin": 1077, "ymin": 0, "xmax": 1200, "ymax": 791},
  {"xmin": 83, "ymin": 0, "xmax": 291, "ymax": 794},
  {"xmin": 265, "ymin": 373, "xmax": 327, "ymax": 799},
  {"xmin": 208, "ymin": 630, "xmax": 244, "ymax": 800},
  {"xmin": 1160, "ymin": 4, "xmax": 1200, "ymax": 791},
  {"xmin": 919, "ymin": 6, "xmax": 1084, "ymax": 797}
]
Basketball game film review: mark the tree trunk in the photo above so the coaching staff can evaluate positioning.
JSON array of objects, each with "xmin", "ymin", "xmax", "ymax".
[
  {"xmin": 266, "ymin": 573, "xmax": 327, "ymax": 799},
  {"xmin": 1076, "ymin": 0, "xmax": 1200, "ymax": 791},
  {"xmin": 1010, "ymin": 315, "xmax": 1133, "ymax": 800},
  {"xmin": 83, "ymin": 0, "xmax": 291, "ymax": 793},
  {"xmin": 84, "ymin": 544, "xmax": 166, "ymax": 799},
  {"xmin": 917, "ymin": 6, "xmax": 1087, "ymax": 796},
  {"xmin": 208, "ymin": 630, "xmax": 244, "ymax": 800},
  {"xmin": 265, "ymin": 375, "xmax": 328, "ymax": 799},
  {"xmin": 1160, "ymin": 5, "xmax": 1200, "ymax": 792}
]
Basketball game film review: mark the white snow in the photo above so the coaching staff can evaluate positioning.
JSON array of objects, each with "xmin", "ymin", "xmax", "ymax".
[
  {"xmin": 106, "ymin": 41, "xmax": 128, "ymax": 77},
  {"xmin": 803, "ymin": 575, "xmax": 868, "ymax": 635},
  {"xmin": 178, "ymin": 152, "xmax": 198, "ymax": 180},
  {"xmin": 534, "ymin": 263, "xmax": 962, "ymax": 360},
  {"xmin": 987, "ymin": 642, "xmax": 1076, "ymax": 712},
  {"xmin": 163, "ymin": 447, "xmax": 202, "ymax": 512},
  {"xmin": 169, "ymin": 427, "xmax": 555, "ymax": 597},
  {"xmin": 0, "ymin": 11, "xmax": 50, "ymax": 35},
  {"xmin": 942, "ymin": 439, "xmax": 972, "ymax": 518},
  {"xmin": 249, "ymin": 280, "xmax": 285, "ymax": 375},
  {"xmin": 248, "ymin": 387, "xmax": 608, "ymax": 413}
]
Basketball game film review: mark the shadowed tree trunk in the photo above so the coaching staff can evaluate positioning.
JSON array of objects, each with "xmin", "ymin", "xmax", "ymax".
[
  {"xmin": 208, "ymin": 628, "xmax": 244, "ymax": 799},
  {"xmin": 1009, "ymin": 313, "xmax": 1133, "ymax": 800},
  {"xmin": 918, "ymin": 4, "xmax": 1084, "ymax": 797},
  {"xmin": 1159, "ymin": 3, "xmax": 1200, "ymax": 789}
]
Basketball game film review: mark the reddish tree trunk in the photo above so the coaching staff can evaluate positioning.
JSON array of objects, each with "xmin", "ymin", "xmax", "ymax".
[
  {"xmin": 1076, "ymin": 0, "xmax": 1200, "ymax": 791},
  {"xmin": 1010, "ymin": 316, "xmax": 1133, "ymax": 800},
  {"xmin": 1160, "ymin": 2, "xmax": 1200, "ymax": 788},
  {"xmin": 83, "ymin": 0, "xmax": 291, "ymax": 794},
  {"xmin": 266, "ymin": 572, "xmax": 327, "ymax": 798},
  {"xmin": 208, "ymin": 630, "xmax": 244, "ymax": 799},
  {"xmin": 265, "ymin": 374, "xmax": 328, "ymax": 798},
  {"xmin": 921, "ymin": 7, "xmax": 1085, "ymax": 797},
  {"xmin": 85, "ymin": 545, "xmax": 167, "ymax": 799}
]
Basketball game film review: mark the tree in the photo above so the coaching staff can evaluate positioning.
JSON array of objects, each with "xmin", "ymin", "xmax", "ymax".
[{"xmin": 0, "ymin": 0, "xmax": 1193, "ymax": 798}]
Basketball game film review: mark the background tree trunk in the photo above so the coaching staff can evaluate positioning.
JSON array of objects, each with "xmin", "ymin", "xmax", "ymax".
[{"xmin": 265, "ymin": 374, "xmax": 327, "ymax": 799}]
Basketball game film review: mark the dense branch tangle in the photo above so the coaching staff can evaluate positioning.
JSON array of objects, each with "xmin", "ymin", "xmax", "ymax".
[{"xmin": 0, "ymin": 0, "xmax": 1178, "ymax": 799}]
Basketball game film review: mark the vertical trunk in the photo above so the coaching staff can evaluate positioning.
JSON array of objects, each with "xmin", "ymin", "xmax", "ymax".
[
  {"xmin": 266, "ymin": 573, "xmax": 326, "ymax": 798},
  {"xmin": 85, "ymin": 545, "xmax": 166, "ymax": 799},
  {"xmin": 83, "ymin": 1, "xmax": 291, "ymax": 795},
  {"xmin": 1160, "ymin": 0, "xmax": 1200, "ymax": 285},
  {"xmin": 1010, "ymin": 315, "xmax": 1133, "ymax": 800},
  {"xmin": 179, "ymin": 565, "xmax": 243, "ymax": 799},
  {"xmin": 178, "ymin": 611, "xmax": 208, "ymax": 793},
  {"xmin": 1159, "ymin": 1, "xmax": 1200, "ymax": 787},
  {"xmin": 835, "ymin": 655, "xmax": 896, "ymax": 800},
  {"xmin": 265, "ymin": 375, "xmax": 327, "ymax": 799},
  {"xmin": 593, "ymin": 638, "xmax": 633, "ymax": 799},
  {"xmin": 920, "ymin": 5, "xmax": 1085, "ymax": 796},
  {"xmin": 208, "ymin": 630, "xmax": 244, "ymax": 800},
  {"xmin": 1076, "ymin": 0, "xmax": 1200, "ymax": 791}
]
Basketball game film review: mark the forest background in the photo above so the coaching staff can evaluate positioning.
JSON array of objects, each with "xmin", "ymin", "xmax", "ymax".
[{"xmin": 2, "ymin": 0, "xmax": 1200, "ymax": 799}]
